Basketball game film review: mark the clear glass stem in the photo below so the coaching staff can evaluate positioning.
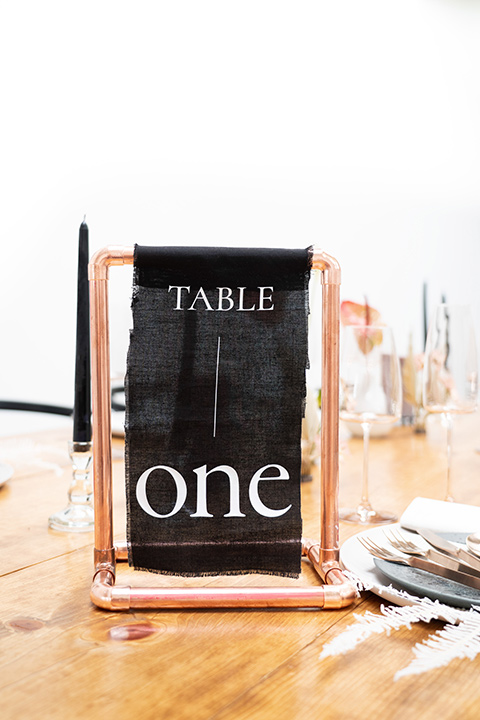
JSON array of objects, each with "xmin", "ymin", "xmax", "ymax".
[
  {"xmin": 48, "ymin": 441, "xmax": 94, "ymax": 532},
  {"xmin": 358, "ymin": 421, "xmax": 372, "ymax": 519},
  {"xmin": 443, "ymin": 412, "xmax": 454, "ymax": 502},
  {"xmin": 68, "ymin": 441, "xmax": 93, "ymax": 504}
]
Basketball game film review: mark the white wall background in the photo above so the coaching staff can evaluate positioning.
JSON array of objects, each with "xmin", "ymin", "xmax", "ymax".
[{"xmin": 0, "ymin": 0, "xmax": 479, "ymax": 413}]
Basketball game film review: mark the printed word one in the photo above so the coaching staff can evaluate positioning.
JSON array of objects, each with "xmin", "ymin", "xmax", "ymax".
[{"xmin": 136, "ymin": 463, "xmax": 292, "ymax": 519}]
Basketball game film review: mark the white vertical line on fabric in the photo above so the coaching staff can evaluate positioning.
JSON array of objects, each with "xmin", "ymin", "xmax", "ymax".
[{"xmin": 213, "ymin": 335, "xmax": 221, "ymax": 438}]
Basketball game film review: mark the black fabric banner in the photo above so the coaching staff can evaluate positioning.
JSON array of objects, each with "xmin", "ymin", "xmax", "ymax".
[{"xmin": 125, "ymin": 246, "xmax": 312, "ymax": 577}]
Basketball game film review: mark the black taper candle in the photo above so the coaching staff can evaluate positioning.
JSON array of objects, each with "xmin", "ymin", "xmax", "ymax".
[{"xmin": 73, "ymin": 220, "xmax": 92, "ymax": 443}]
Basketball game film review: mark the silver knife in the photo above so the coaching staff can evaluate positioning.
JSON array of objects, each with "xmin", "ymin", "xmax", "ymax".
[
  {"xmin": 380, "ymin": 554, "xmax": 480, "ymax": 591},
  {"xmin": 417, "ymin": 546, "xmax": 480, "ymax": 579},
  {"xmin": 415, "ymin": 528, "xmax": 480, "ymax": 573}
]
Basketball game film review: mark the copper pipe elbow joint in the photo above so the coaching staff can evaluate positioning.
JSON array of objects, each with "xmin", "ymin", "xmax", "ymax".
[
  {"xmin": 302, "ymin": 539, "xmax": 357, "ymax": 608},
  {"xmin": 91, "ymin": 572, "xmax": 131, "ymax": 611},
  {"xmin": 312, "ymin": 249, "xmax": 341, "ymax": 285},
  {"xmin": 89, "ymin": 246, "xmax": 135, "ymax": 280},
  {"xmin": 90, "ymin": 570, "xmax": 115, "ymax": 610}
]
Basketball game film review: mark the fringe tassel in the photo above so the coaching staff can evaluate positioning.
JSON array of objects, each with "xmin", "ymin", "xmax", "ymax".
[
  {"xmin": 318, "ymin": 578, "xmax": 480, "ymax": 679},
  {"xmin": 395, "ymin": 606, "xmax": 480, "ymax": 680}
]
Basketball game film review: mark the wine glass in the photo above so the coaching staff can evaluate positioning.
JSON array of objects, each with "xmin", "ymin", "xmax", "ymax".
[
  {"xmin": 339, "ymin": 325, "xmax": 402, "ymax": 523},
  {"xmin": 422, "ymin": 304, "xmax": 478, "ymax": 502}
]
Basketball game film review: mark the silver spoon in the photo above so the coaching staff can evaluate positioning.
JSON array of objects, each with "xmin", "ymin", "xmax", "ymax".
[{"xmin": 466, "ymin": 533, "xmax": 480, "ymax": 557}]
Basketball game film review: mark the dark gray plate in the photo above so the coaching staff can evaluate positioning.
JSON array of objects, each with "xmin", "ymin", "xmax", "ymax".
[{"xmin": 374, "ymin": 556, "xmax": 480, "ymax": 609}]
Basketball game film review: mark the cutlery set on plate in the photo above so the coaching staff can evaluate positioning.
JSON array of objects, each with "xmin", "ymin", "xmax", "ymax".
[{"xmin": 359, "ymin": 528, "xmax": 480, "ymax": 591}]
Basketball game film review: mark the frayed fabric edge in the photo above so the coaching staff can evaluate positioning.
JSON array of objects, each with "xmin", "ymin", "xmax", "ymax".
[{"xmin": 130, "ymin": 565, "xmax": 301, "ymax": 579}]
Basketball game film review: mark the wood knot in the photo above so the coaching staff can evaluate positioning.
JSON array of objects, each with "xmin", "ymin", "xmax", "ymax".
[{"xmin": 7, "ymin": 617, "xmax": 45, "ymax": 632}]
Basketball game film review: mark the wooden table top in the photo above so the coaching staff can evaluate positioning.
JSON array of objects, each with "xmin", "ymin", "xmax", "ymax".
[{"xmin": 2, "ymin": 413, "xmax": 480, "ymax": 720}]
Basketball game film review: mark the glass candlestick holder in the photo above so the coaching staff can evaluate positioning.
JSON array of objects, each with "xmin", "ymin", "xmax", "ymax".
[{"xmin": 48, "ymin": 441, "xmax": 94, "ymax": 532}]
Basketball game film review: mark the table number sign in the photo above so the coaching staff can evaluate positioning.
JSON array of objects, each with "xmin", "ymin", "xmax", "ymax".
[{"xmin": 125, "ymin": 246, "xmax": 312, "ymax": 577}]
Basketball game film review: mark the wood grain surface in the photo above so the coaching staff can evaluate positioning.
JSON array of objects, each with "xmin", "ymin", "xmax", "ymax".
[{"xmin": 2, "ymin": 415, "xmax": 480, "ymax": 719}]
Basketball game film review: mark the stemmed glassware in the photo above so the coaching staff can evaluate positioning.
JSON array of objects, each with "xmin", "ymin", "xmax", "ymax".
[
  {"xmin": 422, "ymin": 304, "xmax": 478, "ymax": 502},
  {"xmin": 339, "ymin": 325, "xmax": 402, "ymax": 523},
  {"xmin": 48, "ymin": 440, "xmax": 94, "ymax": 532}
]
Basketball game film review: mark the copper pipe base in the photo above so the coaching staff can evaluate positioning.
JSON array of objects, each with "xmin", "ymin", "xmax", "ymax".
[{"xmin": 89, "ymin": 246, "xmax": 355, "ymax": 611}]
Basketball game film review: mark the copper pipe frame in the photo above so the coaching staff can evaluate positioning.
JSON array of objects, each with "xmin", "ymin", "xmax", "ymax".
[{"xmin": 89, "ymin": 247, "xmax": 355, "ymax": 610}]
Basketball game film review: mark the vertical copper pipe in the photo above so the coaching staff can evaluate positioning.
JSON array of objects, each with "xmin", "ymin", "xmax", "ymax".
[
  {"xmin": 89, "ymin": 247, "xmax": 134, "ymax": 575},
  {"xmin": 89, "ymin": 271, "xmax": 114, "ymax": 569},
  {"xmin": 312, "ymin": 251, "xmax": 341, "ymax": 566},
  {"xmin": 320, "ymin": 282, "xmax": 340, "ymax": 563}
]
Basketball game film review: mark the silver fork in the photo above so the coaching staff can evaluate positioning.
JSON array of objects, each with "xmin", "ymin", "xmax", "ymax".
[
  {"xmin": 384, "ymin": 529, "xmax": 480, "ymax": 579},
  {"xmin": 358, "ymin": 536, "xmax": 480, "ymax": 590},
  {"xmin": 358, "ymin": 536, "xmax": 410, "ymax": 564},
  {"xmin": 384, "ymin": 529, "xmax": 427, "ymax": 555}
]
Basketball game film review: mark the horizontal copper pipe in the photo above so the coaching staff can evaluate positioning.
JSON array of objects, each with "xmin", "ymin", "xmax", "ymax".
[
  {"xmin": 89, "ymin": 246, "xmax": 354, "ymax": 611},
  {"xmin": 91, "ymin": 577, "xmax": 356, "ymax": 611},
  {"xmin": 115, "ymin": 541, "xmax": 128, "ymax": 561},
  {"xmin": 94, "ymin": 586, "xmax": 327, "ymax": 611}
]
